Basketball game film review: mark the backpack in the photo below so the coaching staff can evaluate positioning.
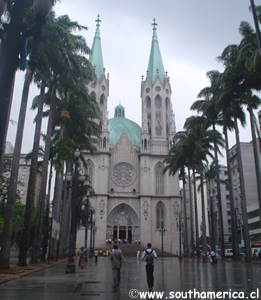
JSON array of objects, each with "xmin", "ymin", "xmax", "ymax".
[{"xmin": 145, "ymin": 249, "xmax": 154, "ymax": 264}]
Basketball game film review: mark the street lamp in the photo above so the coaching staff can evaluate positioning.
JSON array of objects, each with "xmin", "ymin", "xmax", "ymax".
[
  {"xmin": 65, "ymin": 149, "xmax": 81, "ymax": 273},
  {"xmin": 0, "ymin": 0, "xmax": 54, "ymax": 164},
  {"xmin": 174, "ymin": 202, "xmax": 182, "ymax": 259},
  {"xmin": 158, "ymin": 223, "xmax": 167, "ymax": 257},
  {"xmin": 81, "ymin": 190, "xmax": 90, "ymax": 262}
]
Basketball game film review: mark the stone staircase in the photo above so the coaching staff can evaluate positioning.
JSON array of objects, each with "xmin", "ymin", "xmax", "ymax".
[
  {"xmin": 104, "ymin": 244, "xmax": 174, "ymax": 257},
  {"xmin": 105, "ymin": 244, "xmax": 142, "ymax": 257}
]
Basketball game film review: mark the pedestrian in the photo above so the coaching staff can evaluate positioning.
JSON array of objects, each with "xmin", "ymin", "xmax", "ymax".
[
  {"xmin": 94, "ymin": 249, "xmax": 99, "ymax": 263},
  {"xmin": 110, "ymin": 245, "xmax": 125, "ymax": 289},
  {"xmin": 142, "ymin": 243, "xmax": 157, "ymax": 291},
  {"xmin": 209, "ymin": 249, "xmax": 217, "ymax": 264},
  {"xmin": 258, "ymin": 250, "xmax": 261, "ymax": 261},
  {"xmin": 137, "ymin": 250, "xmax": 140, "ymax": 263},
  {"xmin": 78, "ymin": 246, "xmax": 85, "ymax": 269}
]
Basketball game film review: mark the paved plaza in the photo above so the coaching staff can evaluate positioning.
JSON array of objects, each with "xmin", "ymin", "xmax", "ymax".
[{"xmin": 0, "ymin": 256, "xmax": 261, "ymax": 299}]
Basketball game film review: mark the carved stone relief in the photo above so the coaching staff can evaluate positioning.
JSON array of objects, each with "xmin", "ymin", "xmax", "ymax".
[{"xmin": 143, "ymin": 200, "xmax": 149, "ymax": 220}]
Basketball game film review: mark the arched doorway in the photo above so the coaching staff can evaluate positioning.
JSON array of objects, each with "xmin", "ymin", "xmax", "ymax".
[{"xmin": 107, "ymin": 203, "xmax": 140, "ymax": 243}]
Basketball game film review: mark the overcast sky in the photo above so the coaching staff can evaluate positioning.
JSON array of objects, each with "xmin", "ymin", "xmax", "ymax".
[{"xmin": 7, "ymin": 0, "xmax": 260, "ymax": 158}]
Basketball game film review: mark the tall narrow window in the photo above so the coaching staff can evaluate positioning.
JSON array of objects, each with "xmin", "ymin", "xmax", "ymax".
[
  {"xmin": 155, "ymin": 162, "xmax": 164, "ymax": 194},
  {"xmin": 166, "ymin": 98, "xmax": 170, "ymax": 134},
  {"xmin": 86, "ymin": 159, "xmax": 94, "ymax": 185},
  {"xmin": 156, "ymin": 201, "xmax": 165, "ymax": 229},
  {"xmin": 100, "ymin": 94, "xmax": 105, "ymax": 105},
  {"xmin": 146, "ymin": 96, "xmax": 151, "ymax": 135},
  {"xmin": 155, "ymin": 95, "xmax": 162, "ymax": 136},
  {"xmin": 90, "ymin": 91, "xmax": 96, "ymax": 101},
  {"xmin": 103, "ymin": 137, "xmax": 106, "ymax": 149}
]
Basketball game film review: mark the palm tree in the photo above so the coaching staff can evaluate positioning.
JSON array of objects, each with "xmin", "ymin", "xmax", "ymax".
[
  {"xmin": 204, "ymin": 161, "xmax": 217, "ymax": 251},
  {"xmin": 191, "ymin": 70, "xmax": 225, "ymax": 257},
  {"xmin": 18, "ymin": 83, "xmax": 45, "ymax": 266},
  {"xmin": 164, "ymin": 133, "xmax": 189, "ymax": 256},
  {"xmin": 187, "ymin": 167, "xmax": 194, "ymax": 255},
  {"xmin": 17, "ymin": 13, "xmax": 94, "ymax": 265},
  {"xmin": 217, "ymin": 29, "xmax": 261, "ymax": 259},
  {"xmin": 184, "ymin": 116, "xmax": 221, "ymax": 253}
]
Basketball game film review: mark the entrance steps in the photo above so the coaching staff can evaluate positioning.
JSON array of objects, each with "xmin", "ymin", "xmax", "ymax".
[{"xmin": 105, "ymin": 243, "xmax": 143, "ymax": 257}]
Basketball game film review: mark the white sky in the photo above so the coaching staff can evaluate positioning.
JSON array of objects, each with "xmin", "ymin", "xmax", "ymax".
[{"xmin": 6, "ymin": 0, "xmax": 261, "ymax": 162}]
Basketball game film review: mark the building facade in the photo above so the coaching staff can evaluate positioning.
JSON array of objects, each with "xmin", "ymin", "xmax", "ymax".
[
  {"xmin": 77, "ymin": 18, "xmax": 181, "ymax": 254},
  {"xmin": 208, "ymin": 165, "xmax": 232, "ymax": 247},
  {"xmin": 3, "ymin": 142, "xmax": 41, "ymax": 207},
  {"xmin": 229, "ymin": 142, "xmax": 261, "ymax": 243}
]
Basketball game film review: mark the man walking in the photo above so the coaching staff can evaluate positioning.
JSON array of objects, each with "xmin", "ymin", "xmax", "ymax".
[
  {"xmin": 110, "ymin": 245, "xmax": 125, "ymax": 289},
  {"xmin": 142, "ymin": 243, "xmax": 157, "ymax": 291}
]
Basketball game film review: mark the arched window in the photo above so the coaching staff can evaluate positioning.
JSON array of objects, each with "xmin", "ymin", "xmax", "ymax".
[
  {"xmin": 155, "ymin": 95, "xmax": 162, "ymax": 136},
  {"xmin": 166, "ymin": 98, "xmax": 170, "ymax": 134},
  {"xmin": 155, "ymin": 162, "xmax": 164, "ymax": 194},
  {"xmin": 146, "ymin": 96, "xmax": 151, "ymax": 135},
  {"xmin": 86, "ymin": 159, "xmax": 94, "ymax": 185},
  {"xmin": 90, "ymin": 91, "xmax": 96, "ymax": 101},
  {"xmin": 144, "ymin": 139, "xmax": 147, "ymax": 151},
  {"xmin": 100, "ymin": 94, "xmax": 105, "ymax": 105},
  {"xmin": 103, "ymin": 137, "xmax": 106, "ymax": 149},
  {"xmin": 156, "ymin": 201, "xmax": 165, "ymax": 229}
]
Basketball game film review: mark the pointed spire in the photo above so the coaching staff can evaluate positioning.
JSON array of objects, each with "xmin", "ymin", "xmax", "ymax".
[
  {"xmin": 147, "ymin": 18, "xmax": 165, "ymax": 84},
  {"xmin": 89, "ymin": 15, "xmax": 104, "ymax": 81}
]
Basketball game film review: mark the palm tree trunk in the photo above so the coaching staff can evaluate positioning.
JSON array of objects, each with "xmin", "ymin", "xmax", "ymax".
[
  {"xmin": 234, "ymin": 118, "xmax": 251, "ymax": 260},
  {"xmin": 188, "ymin": 168, "xmax": 194, "ymax": 255},
  {"xmin": 51, "ymin": 169, "xmax": 64, "ymax": 258},
  {"xmin": 207, "ymin": 178, "xmax": 215, "ymax": 251},
  {"xmin": 200, "ymin": 172, "xmax": 207, "ymax": 252},
  {"xmin": 223, "ymin": 125, "xmax": 239, "ymax": 257},
  {"xmin": 59, "ymin": 161, "xmax": 72, "ymax": 256},
  {"xmin": 248, "ymin": 106, "xmax": 261, "ymax": 225},
  {"xmin": 31, "ymin": 87, "xmax": 56, "ymax": 263},
  {"xmin": 213, "ymin": 124, "xmax": 225, "ymax": 257},
  {"xmin": 41, "ymin": 163, "xmax": 53, "ymax": 262},
  {"xmin": 193, "ymin": 169, "xmax": 200, "ymax": 256},
  {"xmin": 0, "ymin": 69, "xmax": 33, "ymax": 269},
  {"xmin": 18, "ymin": 81, "xmax": 46, "ymax": 266},
  {"xmin": 182, "ymin": 170, "xmax": 189, "ymax": 256},
  {"xmin": 58, "ymin": 175, "xmax": 68, "ymax": 257},
  {"xmin": 0, "ymin": 76, "xmax": 15, "ymax": 176}
]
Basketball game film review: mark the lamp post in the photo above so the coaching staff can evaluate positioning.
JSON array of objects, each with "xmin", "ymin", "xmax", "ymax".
[
  {"xmin": 0, "ymin": 0, "xmax": 53, "ymax": 164},
  {"xmin": 65, "ymin": 149, "xmax": 80, "ymax": 273},
  {"xmin": 89, "ymin": 209, "xmax": 95, "ymax": 257},
  {"xmin": 81, "ymin": 191, "xmax": 90, "ymax": 262},
  {"xmin": 158, "ymin": 223, "xmax": 167, "ymax": 257}
]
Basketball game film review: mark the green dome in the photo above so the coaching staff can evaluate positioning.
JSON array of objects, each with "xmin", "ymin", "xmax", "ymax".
[{"xmin": 109, "ymin": 106, "xmax": 141, "ymax": 148}]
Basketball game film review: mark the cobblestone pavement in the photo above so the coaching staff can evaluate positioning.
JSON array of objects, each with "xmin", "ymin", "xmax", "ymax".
[{"xmin": 0, "ymin": 257, "xmax": 261, "ymax": 299}]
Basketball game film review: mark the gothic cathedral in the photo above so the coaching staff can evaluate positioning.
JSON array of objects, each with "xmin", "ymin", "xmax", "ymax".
[{"xmin": 78, "ymin": 17, "xmax": 181, "ymax": 254}]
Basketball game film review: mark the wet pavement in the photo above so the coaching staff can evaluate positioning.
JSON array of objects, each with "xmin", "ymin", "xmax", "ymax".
[{"xmin": 0, "ymin": 257, "xmax": 261, "ymax": 299}]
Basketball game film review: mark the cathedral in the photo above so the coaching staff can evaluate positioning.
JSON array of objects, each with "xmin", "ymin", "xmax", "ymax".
[{"xmin": 78, "ymin": 17, "xmax": 181, "ymax": 254}]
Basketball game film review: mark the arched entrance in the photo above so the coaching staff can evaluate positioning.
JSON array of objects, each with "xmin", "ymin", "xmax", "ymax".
[{"xmin": 107, "ymin": 203, "xmax": 140, "ymax": 243}]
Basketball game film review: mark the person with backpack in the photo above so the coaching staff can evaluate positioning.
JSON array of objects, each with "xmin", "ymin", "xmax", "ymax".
[{"xmin": 142, "ymin": 243, "xmax": 157, "ymax": 291}]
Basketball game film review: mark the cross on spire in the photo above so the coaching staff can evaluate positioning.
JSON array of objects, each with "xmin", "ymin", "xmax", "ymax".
[
  {"xmin": 96, "ymin": 14, "xmax": 102, "ymax": 28},
  {"xmin": 152, "ymin": 18, "xmax": 157, "ymax": 30}
]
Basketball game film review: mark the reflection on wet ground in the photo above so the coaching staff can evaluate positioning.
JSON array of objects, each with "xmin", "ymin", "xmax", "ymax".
[{"xmin": 0, "ymin": 257, "xmax": 261, "ymax": 299}]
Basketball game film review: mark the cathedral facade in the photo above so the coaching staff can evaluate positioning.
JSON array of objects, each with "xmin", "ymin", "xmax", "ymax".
[{"xmin": 77, "ymin": 17, "xmax": 181, "ymax": 254}]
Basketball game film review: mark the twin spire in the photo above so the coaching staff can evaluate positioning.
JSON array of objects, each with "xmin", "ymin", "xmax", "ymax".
[
  {"xmin": 89, "ymin": 15, "xmax": 104, "ymax": 81},
  {"xmin": 89, "ymin": 16, "xmax": 165, "ymax": 83},
  {"xmin": 147, "ymin": 18, "xmax": 165, "ymax": 84}
]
